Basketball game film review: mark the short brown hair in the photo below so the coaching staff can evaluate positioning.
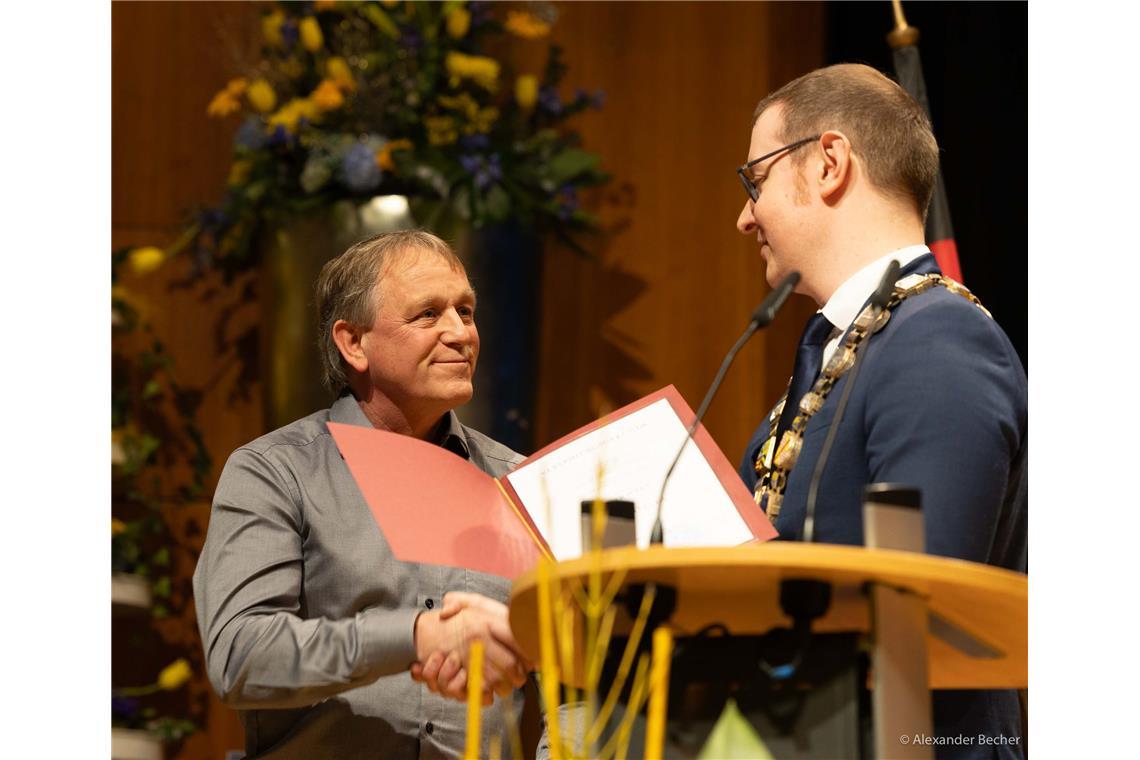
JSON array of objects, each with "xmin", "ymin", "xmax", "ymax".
[
  {"xmin": 314, "ymin": 229, "xmax": 464, "ymax": 391},
  {"xmin": 753, "ymin": 63, "xmax": 939, "ymax": 218}
]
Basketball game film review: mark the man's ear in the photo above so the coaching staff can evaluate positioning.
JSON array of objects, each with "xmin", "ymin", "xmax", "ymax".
[
  {"xmin": 817, "ymin": 130, "xmax": 854, "ymax": 202},
  {"xmin": 332, "ymin": 319, "xmax": 369, "ymax": 374}
]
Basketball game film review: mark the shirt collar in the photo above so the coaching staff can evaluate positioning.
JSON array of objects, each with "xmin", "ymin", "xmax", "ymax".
[
  {"xmin": 329, "ymin": 392, "xmax": 471, "ymax": 461},
  {"xmin": 820, "ymin": 244, "xmax": 931, "ymax": 332},
  {"xmin": 433, "ymin": 410, "xmax": 472, "ymax": 460}
]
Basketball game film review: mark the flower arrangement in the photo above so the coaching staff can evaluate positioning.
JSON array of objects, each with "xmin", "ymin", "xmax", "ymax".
[
  {"xmin": 185, "ymin": 0, "xmax": 608, "ymax": 277},
  {"xmin": 112, "ymin": 248, "xmax": 211, "ymax": 618}
]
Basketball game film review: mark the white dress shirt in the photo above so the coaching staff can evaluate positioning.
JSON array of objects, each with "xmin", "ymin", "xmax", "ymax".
[{"xmin": 816, "ymin": 244, "xmax": 931, "ymax": 370}]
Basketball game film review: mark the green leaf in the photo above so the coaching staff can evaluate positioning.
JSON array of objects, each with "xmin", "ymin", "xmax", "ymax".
[
  {"xmin": 153, "ymin": 576, "xmax": 171, "ymax": 598},
  {"xmin": 697, "ymin": 698, "xmax": 774, "ymax": 759},
  {"xmin": 362, "ymin": 5, "xmax": 400, "ymax": 38},
  {"xmin": 142, "ymin": 379, "xmax": 161, "ymax": 400},
  {"xmin": 484, "ymin": 184, "xmax": 511, "ymax": 221},
  {"xmin": 152, "ymin": 547, "xmax": 171, "ymax": 567},
  {"xmin": 545, "ymin": 149, "xmax": 600, "ymax": 186}
]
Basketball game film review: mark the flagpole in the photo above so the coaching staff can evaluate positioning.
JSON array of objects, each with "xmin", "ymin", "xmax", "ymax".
[
  {"xmin": 886, "ymin": 0, "xmax": 920, "ymax": 48},
  {"xmin": 882, "ymin": 0, "xmax": 965, "ymax": 282}
]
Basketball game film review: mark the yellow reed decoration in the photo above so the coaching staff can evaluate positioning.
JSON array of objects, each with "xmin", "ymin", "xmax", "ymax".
[
  {"xmin": 536, "ymin": 560, "xmax": 563, "ymax": 760},
  {"xmin": 645, "ymin": 628, "xmax": 675, "ymax": 759},
  {"xmin": 499, "ymin": 690, "xmax": 524, "ymax": 760},
  {"xmin": 464, "ymin": 639, "xmax": 485, "ymax": 760},
  {"xmin": 587, "ymin": 583, "xmax": 656, "ymax": 747},
  {"xmin": 602, "ymin": 653, "xmax": 650, "ymax": 759},
  {"xmin": 554, "ymin": 581, "xmax": 579, "ymax": 756}
]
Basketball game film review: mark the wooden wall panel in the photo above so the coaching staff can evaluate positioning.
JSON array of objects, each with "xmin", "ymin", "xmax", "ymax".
[
  {"xmin": 113, "ymin": 3, "xmax": 260, "ymax": 757},
  {"xmin": 534, "ymin": 2, "xmax": 824, "ymax": 466}
]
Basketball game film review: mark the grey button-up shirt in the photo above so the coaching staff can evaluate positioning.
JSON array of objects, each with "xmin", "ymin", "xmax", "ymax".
[{"xmin": 193, "ymin": 393, "xmax": 526, "ymax": 758}]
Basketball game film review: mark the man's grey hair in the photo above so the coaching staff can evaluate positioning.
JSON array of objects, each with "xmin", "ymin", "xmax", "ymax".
[{"xmin": 314, "ymin": 229, "xmax": 464, "ymax": 392}]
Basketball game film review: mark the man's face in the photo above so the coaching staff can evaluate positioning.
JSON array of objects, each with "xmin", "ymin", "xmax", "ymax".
[
  {"xmin": 735, "ymin": 107, "xmax": 815, "ymax": 288},
  {"xmin": 359, "ymin": 250, "xmax": 479, "ymax": 419}
]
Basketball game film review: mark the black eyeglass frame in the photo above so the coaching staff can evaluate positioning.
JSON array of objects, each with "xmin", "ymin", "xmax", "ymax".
[{"xmin": 735, "ymin": 135, "xmax": 821, "ymax": 203}]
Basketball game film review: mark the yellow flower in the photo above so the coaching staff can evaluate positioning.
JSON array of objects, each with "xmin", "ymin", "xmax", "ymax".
[
  {"xmin": 326, "ymin": 57, "xmax": 356, "ymax": 91},
  {"xmin": 515, "ymin": 74, "xmax": 538, "ymax": 110},
  {"xmin": 157, "ymin": 659, "xmax": 193, "ymax": 691},
  {"xmin": 224, "ymin": 77, "xmax": 249, "ymax": 96},
  {"xmin": 466, "ymin": 106, "xmax": 498, "ymax": 135},
  {"xmin": 227, "ymin": 160, "xmax": 252, "ymax": 187},
  {"xmin": 246, "ymin": 79, "xmax": 276, "ymax": 113},
  {"xmin": 445, "ymin": 51, "xmax": 499, "ymax": 91},
  {"xmin": 128, "ymin": 246, "xmax": 166, "ymax": 275},
  {"xmin": 299, "ymin": 17, "xmax": 324, "ymax": 52},
  {"xmin": 445, "ymin": 8, "xmax": 470, "ymax": 39},
  {"xmin": 311, "ymin": 79, "xmax": 344, "ymax": 111},
  {"xmin": 112, "ymin": 518, "xmax": 126, "ymax": 536},
  {"xmin": 267, "ymin": 98, "xmax": 321, "ymax": 133},
  {"xmin": 377, "ymin": 139, "xmax": 413, "ymax": 172},
  {"xmin": 505, "ymin": 10, "xmax": 551, "ymax": 39},
  {"xmin": 425, "ymin": 116, "xmax": 458, "ymax": 146},
  {"xmin": 207, "ymin": 91, "xmax": 240, "ymax": 118},
  {"xmin": 262, "ymin": 9, "xmax": 286, "ymax": 47}
]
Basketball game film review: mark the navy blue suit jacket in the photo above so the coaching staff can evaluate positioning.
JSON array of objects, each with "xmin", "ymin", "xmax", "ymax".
[{"xmin": 739, "ymin": 255, "xmax": 1027, "ymax": 758}]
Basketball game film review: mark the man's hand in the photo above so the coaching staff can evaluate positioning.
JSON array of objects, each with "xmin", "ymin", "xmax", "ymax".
[{"xmin": 411, "ymin": 592, "xmax": 531, "ymax": 703}]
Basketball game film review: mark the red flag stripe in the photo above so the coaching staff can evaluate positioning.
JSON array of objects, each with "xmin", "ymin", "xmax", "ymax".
[{"xmin": 929, "ymin": 238, "xmax": 962, "ymax": 283}]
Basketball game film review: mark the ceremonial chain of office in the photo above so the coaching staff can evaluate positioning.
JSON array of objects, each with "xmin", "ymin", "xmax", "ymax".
[{"xmin": 754, "ymin": 273, "xmax": 993, "ymax": 523}]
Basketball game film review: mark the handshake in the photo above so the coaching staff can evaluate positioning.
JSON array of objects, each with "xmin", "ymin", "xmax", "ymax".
[{"xmin": 411, "ymin": 591, "xmax": 533, "ymax": 705}]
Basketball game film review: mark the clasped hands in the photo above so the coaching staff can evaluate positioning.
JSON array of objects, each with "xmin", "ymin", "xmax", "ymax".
[{"xmin": 411, "ymin": 591, "xmax": 532, "ymax": 705}]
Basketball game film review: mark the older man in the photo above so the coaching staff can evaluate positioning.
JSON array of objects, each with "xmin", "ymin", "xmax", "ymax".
[
  {"xmin": 736, "ymin": 64, "xmax": 1026, "ymax": 757},
  {"xmin": 194, "ymin": 230, "xmax": 531, "ymax": 758}
]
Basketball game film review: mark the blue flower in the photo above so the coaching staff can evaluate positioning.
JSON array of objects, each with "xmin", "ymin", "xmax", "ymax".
[
  {"xmin": 234, "ymin": 117, "xmax": 267, "ymax": 151},
  {"xmin": 538, "ymin": 86, "xmax": 562, "ymax": 115},
  {"xmin": 461, "ymin": 153, "xmax": 503, "ymax": 191},
  {"xmin": 460, "ymin": 154, "xmax": 482, "ymax": 174},
  {"xmin": 112, "ymin": 696, "xmax": 140, "ymax": 721},
  {"xmin": 280, "ymin": 19, "xmax": 299, "ymax": 49},
  {"xmin": 467, "ymin": 1, "xmax": 493, "ymax": 24},
  {"xmin": 460, "ymin": 134, "xmax": 490, "ymax": 152},
  {"xmin": 341, "ymin": 142, "xmax": 382, "ymax": 193},
  {"xmin": 268, "ymin": 124, "xmax": 294, "ymax": 147},
  {"xmin": 557, "ymin": 184, "xmax": 579, "ymax": 220},
  {"xmin": 399, "ymin": 25, "xmax": 423, "ymax": 51}
]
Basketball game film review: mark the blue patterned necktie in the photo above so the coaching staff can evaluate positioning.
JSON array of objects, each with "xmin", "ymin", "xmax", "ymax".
[{"xmin": 773, "ymin": 312, "xmax": 834, "ymax": 449}]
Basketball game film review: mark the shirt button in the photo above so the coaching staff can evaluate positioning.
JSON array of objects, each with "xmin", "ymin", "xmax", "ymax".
[
  {"xmin": 425, "ymin": 598, "xmax": 434, "ymax": 610},
  {"xmin": 425, "ymin": 722, "xmax": 434, "ymax": 735}
]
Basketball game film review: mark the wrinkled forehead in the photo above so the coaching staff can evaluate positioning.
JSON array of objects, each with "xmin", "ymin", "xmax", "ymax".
[
  {"xmin": 374, "ymin": 244, "xmax": 471, "ymax": 301},
  {"xmin": 381, "ymin": 244, "xmax": 466, "ymax": 281}
]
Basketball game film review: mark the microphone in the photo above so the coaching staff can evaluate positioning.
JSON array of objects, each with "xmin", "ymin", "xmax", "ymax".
[
  {"xmin": 802, "ymin": 259, "xmax": 900, "ymax": 543},
  {"xmin": 649, "ymin": 271, "xmax": 801, "ymax": 545}
]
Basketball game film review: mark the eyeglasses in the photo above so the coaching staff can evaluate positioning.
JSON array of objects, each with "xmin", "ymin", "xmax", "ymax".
[{"xmin": 735, "ymin": 135, "xmax": 820, "ymax": 203}]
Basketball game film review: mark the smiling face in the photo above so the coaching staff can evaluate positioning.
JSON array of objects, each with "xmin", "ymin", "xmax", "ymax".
[
  {"xmin": 358, "ymin": 249, "xmax": 480, "ymax": 422},
  {"xmin": 735, "ymin": 106, "xmax": 818, "ymax": 290}
]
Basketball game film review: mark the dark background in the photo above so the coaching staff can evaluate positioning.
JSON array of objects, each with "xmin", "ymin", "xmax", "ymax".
[{"xmin": 826, "ymin": 1, "xmax": 1028, "ymax": 369}]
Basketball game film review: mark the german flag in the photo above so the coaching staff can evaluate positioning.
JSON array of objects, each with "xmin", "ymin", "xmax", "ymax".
[{"xmin": 888, "ymin": 7, "xmax": 964, "ymax": 283}]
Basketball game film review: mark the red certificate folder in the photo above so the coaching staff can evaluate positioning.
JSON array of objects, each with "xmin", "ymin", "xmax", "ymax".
[{"xmin": 329, "ymin": 385, "xmax": 776, "ymax": 579}]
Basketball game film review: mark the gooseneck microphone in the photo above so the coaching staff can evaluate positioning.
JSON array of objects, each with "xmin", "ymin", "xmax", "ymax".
[
  {"xmin": 802, "ymin": 259, "xmax": 901, "ymax": 543},
  {"xmin": 649, "ymin": 271, "xmax": 802, "ymax": 545}
]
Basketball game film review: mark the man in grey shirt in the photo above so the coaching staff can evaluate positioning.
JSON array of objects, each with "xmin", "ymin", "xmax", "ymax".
[{"xmin": 193, "ymin": 230, "xmax": 532, "ymax": 758}]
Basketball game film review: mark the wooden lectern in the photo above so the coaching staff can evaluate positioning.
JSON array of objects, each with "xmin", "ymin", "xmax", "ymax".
[{"xmin": 509, "ymin": 543, "xmax": 1027, "ymax": 758}]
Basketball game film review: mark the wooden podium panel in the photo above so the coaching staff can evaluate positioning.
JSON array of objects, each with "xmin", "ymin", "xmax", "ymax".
[{"xmin": 509, "ymin": 543, "xmax": 1027, "ymax": 690}]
